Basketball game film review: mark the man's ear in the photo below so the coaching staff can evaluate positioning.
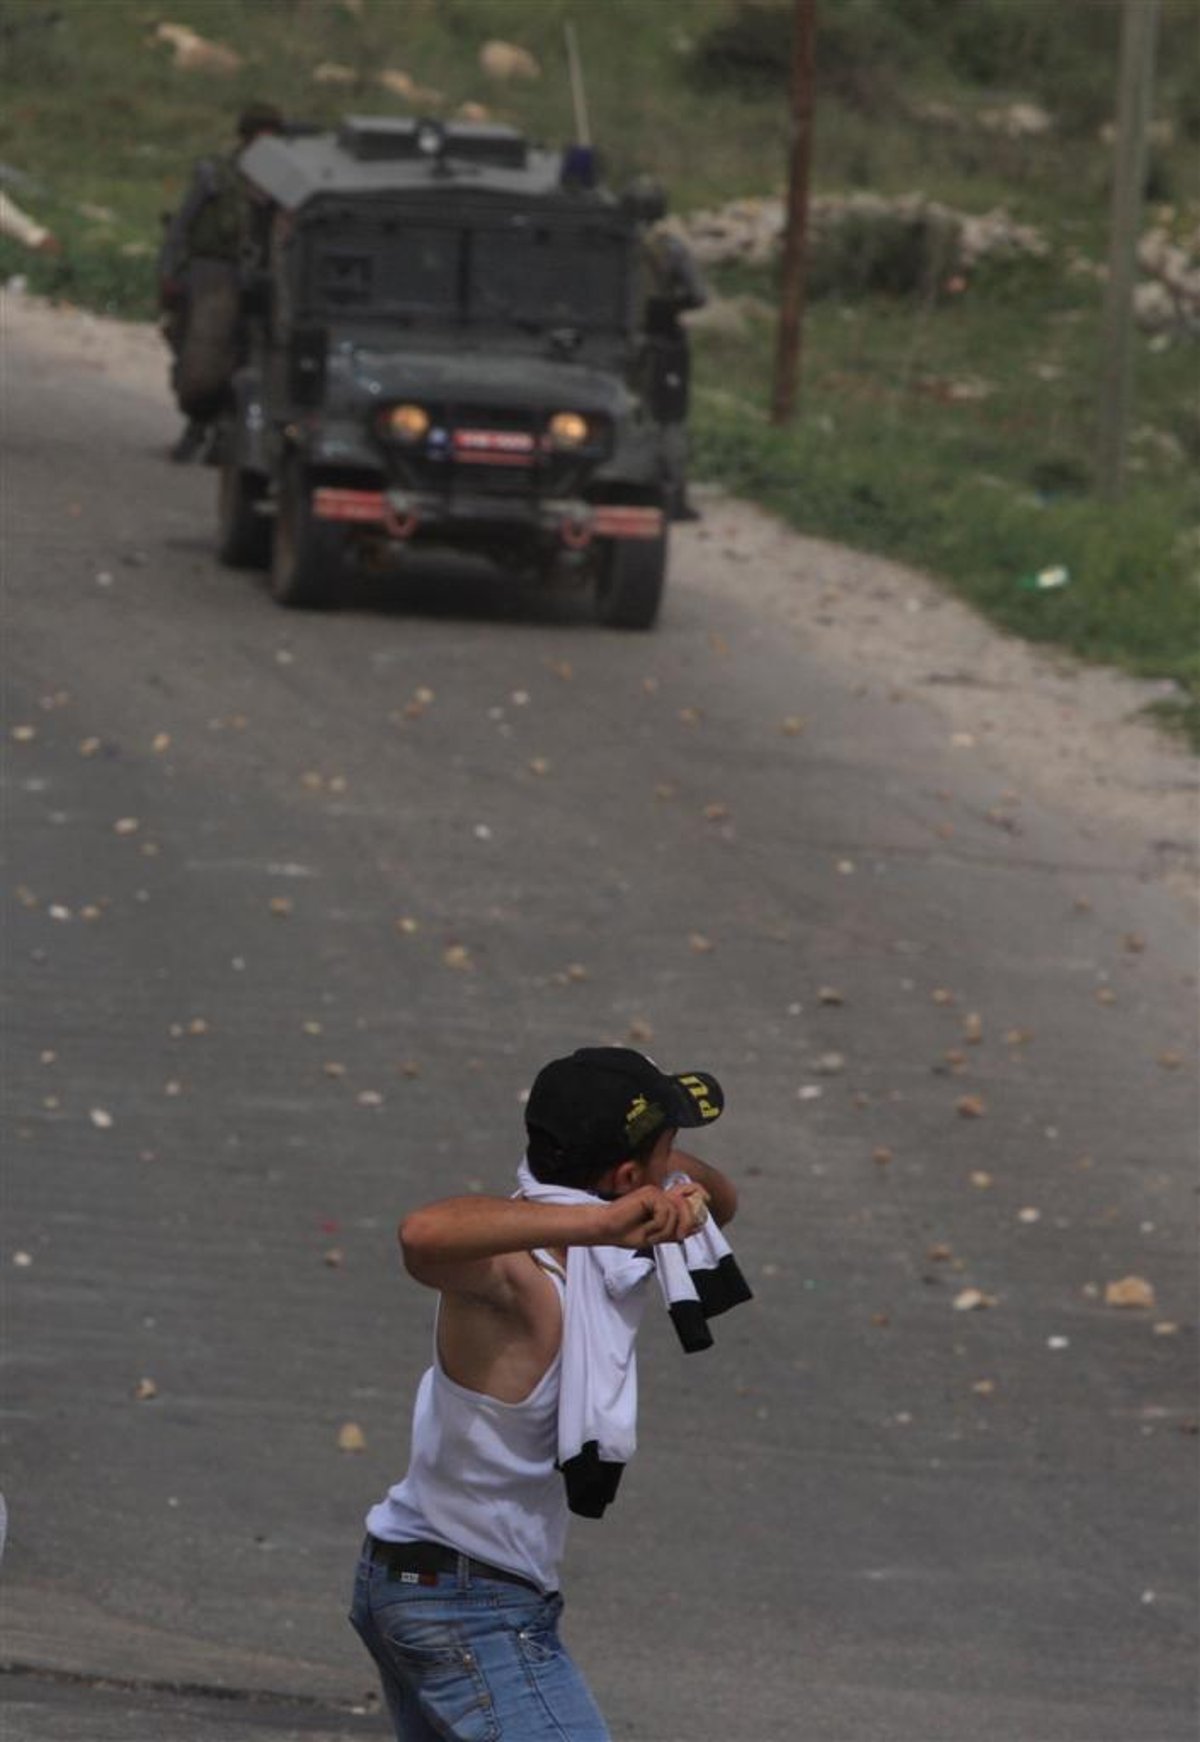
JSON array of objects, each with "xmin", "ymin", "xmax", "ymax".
[{"xmin": 608, "ymin": 1159, "xmax": 642, "ymax": 1196}]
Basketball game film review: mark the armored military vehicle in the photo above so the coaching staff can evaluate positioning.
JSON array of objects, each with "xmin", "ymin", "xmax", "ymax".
[{"xmin": 217, "ymin": 115, "xmax": 690, "ymax": 628}]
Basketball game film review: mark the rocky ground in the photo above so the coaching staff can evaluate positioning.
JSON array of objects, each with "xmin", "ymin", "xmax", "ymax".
[
  {"xmin": 3, "ymin": 286, "xmax": 1197, "ymax": 1742},
  {"xmin": 6, "ymin": 289, "xmax": 1192, "ymax": 893}
]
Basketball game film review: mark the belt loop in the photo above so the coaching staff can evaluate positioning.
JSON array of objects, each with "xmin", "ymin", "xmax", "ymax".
[{"xmin": 456, "ymin": 1551, "xmax": 471, "ymax": 1592}]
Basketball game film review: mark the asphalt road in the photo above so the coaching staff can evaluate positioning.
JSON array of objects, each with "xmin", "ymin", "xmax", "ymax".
[{"xmin": 2, "ymin": 320, "xmax": 1197, "ymax": 1742}]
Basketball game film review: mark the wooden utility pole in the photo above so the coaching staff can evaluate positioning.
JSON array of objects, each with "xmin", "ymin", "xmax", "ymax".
[
  {"xmin": 1097, "ymin": 0, "xmax": 1160, "ymax": 500},
  {"xmin": 564, "ymin": 22, "xmax": 591, "ymax": 148},
  {"xmin": 770, "ymin": 0, "xmax": 816, "ymax": 426}
]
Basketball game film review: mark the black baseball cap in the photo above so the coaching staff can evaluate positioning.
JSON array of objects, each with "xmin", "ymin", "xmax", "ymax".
[{"xmin": 525, "ymin": 1047, "xmax": 724, "ymax": 1170}]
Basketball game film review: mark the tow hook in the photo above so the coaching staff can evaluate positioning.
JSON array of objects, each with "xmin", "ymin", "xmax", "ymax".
[
  {"xmin": 383, "ymin": 495, "xmax": 420, "ymax": 540},
  {"xmin": 561, "ymin": 515, "xmax": 593, "ymax": 550}
]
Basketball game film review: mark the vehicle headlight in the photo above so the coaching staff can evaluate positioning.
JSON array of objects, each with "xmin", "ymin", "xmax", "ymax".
[
  {"xmin": 382, "ymin": 403, "xmax": 430, "ymax": 443},
  {"xmin": 547, "ymin": 411, "xmax": 590, "ymax": 450}
]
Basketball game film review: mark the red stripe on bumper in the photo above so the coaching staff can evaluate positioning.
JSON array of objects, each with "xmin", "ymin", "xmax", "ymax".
[
  {"xmin": 312, "ymin": 488, "xmax": 387, "ymax": 524},
  {"xmin": 590, "ymin": 506, "xmax": 664, "ymax": 540}
]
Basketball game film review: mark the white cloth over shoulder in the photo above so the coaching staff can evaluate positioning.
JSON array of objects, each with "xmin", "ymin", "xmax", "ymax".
[{"xmin": 515, "ymin": 1159, "xmax": 752, "ymax": 1517}]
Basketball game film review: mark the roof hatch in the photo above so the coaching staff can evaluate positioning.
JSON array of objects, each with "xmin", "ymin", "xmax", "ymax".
[{"xmin": 336, "ymin": 116, "xmax": 529, "ymax": 169}]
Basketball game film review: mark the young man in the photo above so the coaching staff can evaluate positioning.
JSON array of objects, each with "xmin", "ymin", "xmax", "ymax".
[{"xmin": 350, "ymin": 1046, "xmax": 746, "ymax": 1741}]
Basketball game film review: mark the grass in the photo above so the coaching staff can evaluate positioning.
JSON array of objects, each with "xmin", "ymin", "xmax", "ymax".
[
  {"xmin": 692, "ymin": 255, "xmax": 1200, "ymax": 742},
  {"xmin": 1, "ymin": 0, "xmax": 1197, "ymax": 742}
]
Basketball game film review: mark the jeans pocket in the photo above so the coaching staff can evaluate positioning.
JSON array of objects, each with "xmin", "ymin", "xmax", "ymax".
[
  {"xmin": 377, "ymin": 1611, "xmax": 499, "ymax": 1742},
  {"xmin": 514, "ymin": 1596, "xmax": 565, "ymax": 1669},
  {"xmin": 516, "ymin": 1625, "xmax": 559, "ymax": 1667},
  {"xmin": 347, "ymin": 1559, "xmax": 372, "ymax": 1636}
]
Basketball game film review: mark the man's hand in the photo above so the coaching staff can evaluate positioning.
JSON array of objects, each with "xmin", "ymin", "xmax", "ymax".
[
  {"xmin": 676, "ymin": 1182, "xmax": 711, "ymax": 1230},
  {"xmin": 602, "ymin": 1184, "xmax": 707, "ymax": 1248},
  {"xmin": 667, "ymin": 1151, "xmax": 737, "ymax": 1228}
]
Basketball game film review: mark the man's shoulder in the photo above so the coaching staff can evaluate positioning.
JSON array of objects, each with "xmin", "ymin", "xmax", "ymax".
[{"xmin": 186, "ymin": 155, "xmax": 238, "ymax": 195}]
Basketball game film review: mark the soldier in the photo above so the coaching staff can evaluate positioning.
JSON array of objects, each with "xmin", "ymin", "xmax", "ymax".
[
  {"xmin": 159, "ymin": 102, "xmax": 283, "ymax": 462},
  {"xmin": 632, "ymin": 177, "xmax": 707, "ymax": 522}
]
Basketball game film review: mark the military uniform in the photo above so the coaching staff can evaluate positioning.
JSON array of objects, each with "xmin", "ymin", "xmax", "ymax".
[
  {"xmin": 640, "ymin": 225, "xmax": 707, "ymax": 520},
  {"xmin": 160, "ymin": 156, "xmax": 244, "ymax": 437},
  {"xmin": 159, "ymin": 106, "xmax": 281, "ymax": 459}
]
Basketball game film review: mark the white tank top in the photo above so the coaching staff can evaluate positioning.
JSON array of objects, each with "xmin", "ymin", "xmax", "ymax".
[{"xmin": 366, "ymin": 1254, "xmax": 568, "ymax": 1595}]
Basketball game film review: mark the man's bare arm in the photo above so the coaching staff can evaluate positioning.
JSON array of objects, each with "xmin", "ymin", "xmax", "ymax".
[
  {"xmin": 400, "ymin": 1187, "xmax": 701, "ymax": 1290},
  {"xmin": 400, "ymin": 1197, "xmax": 604, "ymax": 1282}
]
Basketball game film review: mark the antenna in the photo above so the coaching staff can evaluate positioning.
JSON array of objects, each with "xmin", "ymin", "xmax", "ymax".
[{"xmin": 564, "ymin": 22, "xmax": 591, "ymax": 148}]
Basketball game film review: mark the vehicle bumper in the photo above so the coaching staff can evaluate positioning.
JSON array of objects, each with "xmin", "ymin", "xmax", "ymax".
[{"xmin": 311, "ymin": 487, "xmax": 664, "ymax": 545}]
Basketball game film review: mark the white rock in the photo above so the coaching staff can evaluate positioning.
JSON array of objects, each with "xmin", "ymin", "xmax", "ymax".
[
  {"xmin": 313, "ymin": 62, "xmax": 357, "ymax": 86},
  {"xmin": 152, "ymin": 22, "xmax": 242, "ymax": 75},
  {"xmin": 977, "ymin": 101, "xmax": 1053, "ymax": 139},
  {"xmin": 480, "ymin": 40, "xmax": 540, "ymax": 81},
  {"xmin": 377, "ymin": 69, "xmax": 443, "ymax": 104}
]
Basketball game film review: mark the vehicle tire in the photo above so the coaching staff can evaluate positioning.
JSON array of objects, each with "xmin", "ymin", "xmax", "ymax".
[
  {"xmin": 269, "ymin": 462, "xmax": 344, "ymax": 609},
  {"xmin": 175, "ymin": 259, "xmax": 239, "ymax": 421},
  {"xmin": 216, "ymin": 460, "xmax": 271, "ymax": 570},
  {"xmin": 594, "ymin": 530, "xmax": 668, "ymax": 630}
]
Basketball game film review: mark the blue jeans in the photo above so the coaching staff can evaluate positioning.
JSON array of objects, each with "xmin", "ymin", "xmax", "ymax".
[{"xmin": 348, "ymin": 1542, "xmax": 611, "ymax": 1741}]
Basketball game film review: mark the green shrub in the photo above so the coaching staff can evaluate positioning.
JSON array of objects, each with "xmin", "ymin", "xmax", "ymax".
[
  {"xmin": 689, "ymin": 0, "xmax": 913, "ymax": 109},
  {"xmin": 688, "ymin": 1, "xmax": 792, "ymax": 94},
  {"xmin": 808, "ymin": 204, "xmax": 961, "ymax": 300}
]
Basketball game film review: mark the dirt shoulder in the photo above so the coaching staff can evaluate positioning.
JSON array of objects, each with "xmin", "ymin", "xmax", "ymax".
[
  {"xmin": 5, "ymin": 288, "xmax": 1195, "ymax": 890},
  {"xmin": 683, "ymin": 488, "xmax": 1198, "ymax": 895},
  {"xmin": 4, "ymin": 288, "xmax": 167, "ymax": 395}
]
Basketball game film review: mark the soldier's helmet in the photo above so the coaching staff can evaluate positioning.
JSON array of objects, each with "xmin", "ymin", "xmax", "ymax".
[
  {"xmin": 237, "ymin": 102, "xmax": 284, "ymax": 142},
  {"xmin": 625, "ymin": 174, "xmax": 668, "ymax": 225}
]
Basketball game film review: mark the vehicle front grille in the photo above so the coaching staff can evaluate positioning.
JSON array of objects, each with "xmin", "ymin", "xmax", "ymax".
[{"xmin": 383, "ymin": 403, "xmax": 595, "ymax": 499}]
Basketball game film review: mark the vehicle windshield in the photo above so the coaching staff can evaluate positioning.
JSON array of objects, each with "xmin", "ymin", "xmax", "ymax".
[
  {"xmin": 471, "ymin": 220, "xmax": 628, "ymax": 330},
  {"xmin": 304, "ymin": 224, "xmax": 458, "ymax": 318},
  {"xmin": 301, "ymin": 216, "xmax": 629, "ymax": 330}
]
